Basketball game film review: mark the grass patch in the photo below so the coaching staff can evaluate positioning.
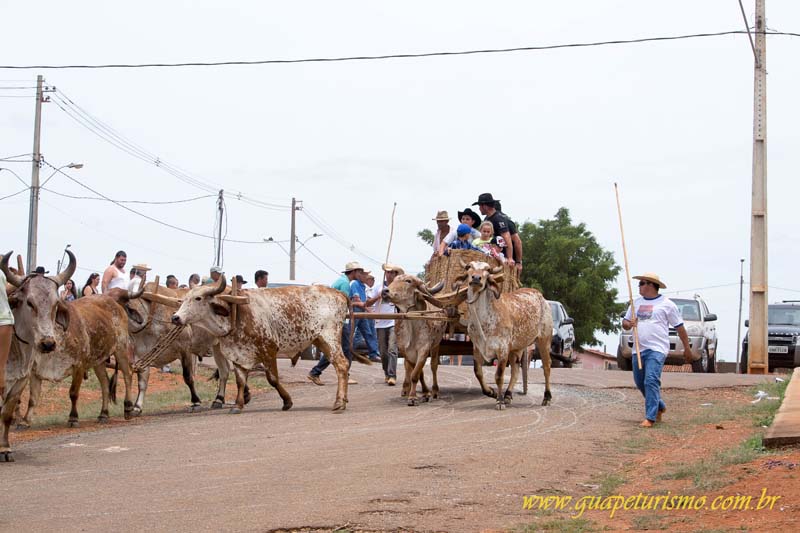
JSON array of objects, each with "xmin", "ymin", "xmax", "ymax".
[
  {"xmin": 597, "ymin": 473, "xmax": 626, "ymax": 498},
  {"xmin": 515, "ymin": 517, "xmax": 603, "ymax": 532},
  {"xmin": 630, "ymin": 513, "xmax": 669, "ymax": 530},
  {"xmin": 657, "ymin": 433, "xmax": 770, "ymax": 490}
]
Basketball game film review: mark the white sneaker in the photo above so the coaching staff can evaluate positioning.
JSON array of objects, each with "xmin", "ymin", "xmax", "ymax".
[{"xmin": 348, "ymin": 377, "xmax": 358, "ymax": 385}]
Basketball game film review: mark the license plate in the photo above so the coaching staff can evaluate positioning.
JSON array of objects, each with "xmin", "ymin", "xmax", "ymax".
[{"xmin": 768, "ymin": 346, "xmax": 789, "ymax": 354}]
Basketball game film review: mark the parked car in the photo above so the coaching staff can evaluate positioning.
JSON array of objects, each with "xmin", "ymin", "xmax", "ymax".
[
  {"xmin": 617, "ymin": 294, "xmax": 718, "ymax": 373},
  {"xmin": 530, "ymin": 300, "xmax": 576, "ymax": 367},
  {"xmin": 740, "ymin": 302, "xmax": 800, "ymax": 373}
]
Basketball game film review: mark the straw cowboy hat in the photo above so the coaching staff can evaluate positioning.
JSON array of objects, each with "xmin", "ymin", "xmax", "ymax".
[
  {"xmin": 633, "ymin": 272, "xmax": 667, "ymax": 289},
  {"xmin": 432, "ymin": 210, "xmax": 450, "ymax": 221},
  {"xmin": 131, "ymin": 264, "xmax": 151, "ymax": 273},
  {"xmin": 342, "ymin": 261, "xmax": 364, "ymax": 273},
  {"xmin": 382, "ymin": 263, "xmax": 405, "ymax": 275}
]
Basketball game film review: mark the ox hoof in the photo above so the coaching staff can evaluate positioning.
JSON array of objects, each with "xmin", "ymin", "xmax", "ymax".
[
  {"xmin": 131, "ymin": 407, "xmax": 142, "ymax": 417},
  {"xmin": 281, "ymin": 401, "xmax": 293, "ymax": 412},
  {"xmin": 541, "ymin": 398, "xmax": 551, "ymax": 406},
  {"xmin": 503, "ymin": 394, "xmax": 513, "ymax": 406},
  {"xmin": 243, "ymin": 389, "xmax": 252, "ymax": 405},
  {"xmin": 123, "ymin": 412, "xmax": 133, "ymax": 421},
  {"xmin": 422, "ymin": 396, "xmax": 431, "ymax": 403},
  {"xmin": 1, "ymin": 451, "xmax": 14, "ymax": 463},
  {"xmin": 407, "ymin": 398, "xmax": 419, "ymax": 407},
  {"xmin": 68, "ymin": 419, "xmax": 80, "ymax": 428},
  {"xmin": 211, "ymin": 400, "xmax": 224, "ymax": 410},
  {"xmin": 495, "ymin": 402, "xmax": 506, "ymax": 411},
  {"xmin": 229, "ymin": 407, "xmax": 243, "ymax": 415},
  {"xmin": 97, "ymin": 415, "xmax": 110, "ymax": 424},
  {"xmin": 332, "ymin": 400, "xmax": 347, "ymax": 412},
  {"xmin": 189, "ymin": 404, "xmax": 203, "ymax": 413}
]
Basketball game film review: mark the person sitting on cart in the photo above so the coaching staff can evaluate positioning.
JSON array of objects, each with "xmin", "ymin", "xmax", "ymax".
[{"xmin": 445, "ymin": 224, "xmax": 480, "ymax": 254}]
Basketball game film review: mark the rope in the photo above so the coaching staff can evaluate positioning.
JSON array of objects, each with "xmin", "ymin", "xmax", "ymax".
[{"xmin": 131, "ymin": 324, "xmax": 185, "ymax": 371}]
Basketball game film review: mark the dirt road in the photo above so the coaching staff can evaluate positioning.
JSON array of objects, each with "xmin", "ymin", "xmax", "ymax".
[{"xmin": 0, "ymin": 362, "xmax": 771, "ymax": 532}]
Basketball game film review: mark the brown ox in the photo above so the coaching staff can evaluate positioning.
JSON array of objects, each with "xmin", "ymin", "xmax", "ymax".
[
  {"xmin": 125, "ymin": 283, "xmax": 220, "ymax": 414},
  {"xmin": 382, "ymin": 274, "xmax": 447, "ymax": 406},
  {"xmin": 1, "ymin": 250, "xmax": 137, "ymax": 461},
  {"xmin": 456, "ymin": 260, "xmax": 553, "ymax": 409},
  {"xmin": 168, "ymin": 276, "xmax": 351, "ymax": 412}
]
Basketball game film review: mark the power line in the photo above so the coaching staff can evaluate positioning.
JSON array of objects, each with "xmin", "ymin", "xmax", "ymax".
[
  {"xmin": 1, "ymin": 30, "xmax": 799, "ymax": 71},
  {"xmin": 299, "ymin": 245, "xmax": 339, "ymax": 275},
  {"xmin": 49, "ymin": 89, "xmax": 290, "ymax": 211},
  {"xmin": 0, "ymin": 187, "xmax": 28, "ymax": 201},
  {"xmin": 40, "ymin": 161, "xmax": 268, "ymax": 245},
  {"xmin": 41, "ymin": 187, "xmax": 216, "ymax": 205},
  {"xmin": 301, "ymin": 208, "xmax": 382, "ymax": 266}
]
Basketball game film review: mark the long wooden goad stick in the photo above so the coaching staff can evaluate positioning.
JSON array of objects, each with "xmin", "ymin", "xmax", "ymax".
[{"xmin": 614, "ymin": 183, "xmax": 643, "ymax": 371}]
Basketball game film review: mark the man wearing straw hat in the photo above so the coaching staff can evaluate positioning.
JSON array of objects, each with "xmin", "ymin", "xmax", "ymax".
[
  {"xmin": 622, "ymin": 272, "xmax": 693, "ymax": 428},
  {"xmin": 431, "ymin": 210, "xmax": 451, "ymax": 254}
]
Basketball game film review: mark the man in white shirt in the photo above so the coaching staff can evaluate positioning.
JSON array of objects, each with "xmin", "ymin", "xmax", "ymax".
[
  {"xmin": 102, "ymin": 250, "xmax": 127, "ymax": 293},
  {"xmin": 375, "ymin": 264, "xmax": 404, "ymax": 385},
  {"xmin": 622, "ymin": 272, "xmax": 693, "ymax": 428}
]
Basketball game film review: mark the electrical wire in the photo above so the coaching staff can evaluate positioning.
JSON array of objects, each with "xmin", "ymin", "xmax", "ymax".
[
  {"xmin": 0, "ymin": 166, "xmax": 30, "ymax": 187},
  {"xmin": 41, "ymin": 187, "xmax": 216, "ymax": 205},
  {"xmin": 0, "ymin": 153, "xmax": 31, "ymax": 161},
  {"xmin": 40, "ymin": 161, "xmax": 269, "ymax": 244},
  {"xmin": 0, "ymin": 187, "xmax": 28, "ymax": 201},
  {"xmin": 302, "ymin": 207, "xmax": 382, "ymax": 265},
  {"xmin": 299, "ymin": 245, "xmax": 339, "ymax": 275},
  {"xmin": 50, "ymin": 89, "xmax": 290, "ymax": 211},
  {"xmin": 3, "ymin": 30, "xmax": 799, "ymax": 70}
]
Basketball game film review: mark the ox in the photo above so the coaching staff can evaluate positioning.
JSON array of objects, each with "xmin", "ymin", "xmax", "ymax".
[
  {"xmin": 1, "ymin": 250, "xmax": 137, "ymax": 461},
  {"xmin": 125, "ymin": 283, "xmax": 214, "ymax": 413},
  {"xmin": 167, "ymin": 276, "xmax": 351, "ymax": 412},
  {"xmin": 382, "ymin": 274, "xmax": 447, "ymax": 406},
  {"xmin": 456, "ymin": 260, "xmax": 553, "ymax": 409}
]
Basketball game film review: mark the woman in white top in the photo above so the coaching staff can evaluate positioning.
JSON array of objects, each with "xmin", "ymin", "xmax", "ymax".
[
  {"xmin": 1, "ymin": 268, "xmax": 15, "ymax": 401},
  {"xmin": 102, "ymin": 250, "xmax": 127, "ymax": 293}
]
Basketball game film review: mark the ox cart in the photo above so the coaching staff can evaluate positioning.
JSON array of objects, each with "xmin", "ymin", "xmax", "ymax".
[{"xmin": 352, "ymin": 249, "xmax": 532, "ymax": 396}]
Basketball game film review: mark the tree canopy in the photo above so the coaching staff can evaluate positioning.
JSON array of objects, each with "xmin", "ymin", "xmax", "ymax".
[{"xmin": 518, "ymin": 207, "xmax": 624, "ymax": 347}]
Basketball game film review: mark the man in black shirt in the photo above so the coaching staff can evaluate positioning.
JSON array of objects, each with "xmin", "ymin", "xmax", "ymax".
[
  {"xmin": 494, "ymin": 201, "xmax": 524, "ymax": 273},
  {"xmin": 472, "ymin": 193, "xmax": 517, "ymax": 269}
]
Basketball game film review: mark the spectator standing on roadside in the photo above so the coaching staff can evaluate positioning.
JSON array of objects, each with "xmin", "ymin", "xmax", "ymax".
[
  {"xmin": 350, "ymin": 269, "xmax": 380, "ymax": 362},
  {"xmin": 376, "ymin": 264, "xmax": 403, "ymax": 385},
  {"xmin": 254, "ymin": 270, "xmax": 269, "ymax": 288},
  {"xmin": 61, "ymin": 279, "xmax": 78, "ymax": 302},
  {"xmin": 82, "ymin": 273, "xmax": 100, "ymax": 297},
  {"xmin": 102, "ymin": 250, "xmax": 127, "ymax": 293},
  {"xmin": 188, "ymin": 273, "xmax": 201, "ymax": 289},
  {"xmin": 362, "ymin": 273, "xmax": 382, "ymax": 363}
]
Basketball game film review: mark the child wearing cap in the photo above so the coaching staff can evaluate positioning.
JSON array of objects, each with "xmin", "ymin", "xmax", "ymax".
[{"xmin": 446, "ymin": 224, "xmax": 480, "ymax": 253}]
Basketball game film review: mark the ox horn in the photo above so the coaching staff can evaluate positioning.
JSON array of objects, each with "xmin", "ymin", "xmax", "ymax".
[
  {"xmin": 490, "ymin": 265, "xmax": 503, "ymax": 275},
  {"xmin": 0, "ymin": 251, "xmax": 24, "ymax": 287},
  {"xmin": 199, "ymin": 274, "xmax": 227, "ymax": 297},
  {"xmin": 51, "ymin": 249, "xmax": 76, "ymax": 287},
  {"xmin": 426, "ymin": 280, "xmax": 444, "ymax": 295}
]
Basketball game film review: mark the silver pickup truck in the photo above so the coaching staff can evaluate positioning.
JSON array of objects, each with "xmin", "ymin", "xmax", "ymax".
[{"xmin": 617, "ymin": 294, "xmax": 718, "ymax": 373}]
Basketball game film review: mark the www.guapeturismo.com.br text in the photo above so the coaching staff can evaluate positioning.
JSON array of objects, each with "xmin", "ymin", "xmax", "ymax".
[{"xmin": 522, "ymin": 488, "xmax": 781, "ymax": 519}]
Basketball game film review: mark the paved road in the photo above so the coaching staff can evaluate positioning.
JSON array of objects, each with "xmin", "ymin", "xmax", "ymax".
[{"xmin": 0, "ymin": 363, "xmax": 773, "ymax": 532}]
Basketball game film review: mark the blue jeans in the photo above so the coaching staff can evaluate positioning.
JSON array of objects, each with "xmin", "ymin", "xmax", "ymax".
[
  {"xmin": 352, "ymin": 317, "xmax": 379, "ymax": 357},
  {"xmin": 309, "ymin": 323, "xmax": 353, "ymax": 377},
  {"xmin": 632, "ymin": 349, "xmax": 667, "ymax": 422}
]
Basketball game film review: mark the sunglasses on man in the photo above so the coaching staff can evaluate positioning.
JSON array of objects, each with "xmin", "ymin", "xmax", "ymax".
[{"xmin": 638, "ymin": 281, "xmax": 653, "ymax": 287}]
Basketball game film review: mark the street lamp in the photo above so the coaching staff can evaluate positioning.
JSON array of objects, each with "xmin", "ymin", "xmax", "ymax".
[
  {"xmin": 27, "ymin": 161, "xmax": 83, "ymax": 273},
  {"xmin": 297, "ymin": 233, "xmax": 323, "ymax": 250}
]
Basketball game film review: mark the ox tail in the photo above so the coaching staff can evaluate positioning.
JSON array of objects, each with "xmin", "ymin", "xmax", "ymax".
[
  {"xmin": 209, "ymin": 368, "xmax": 220, "ymax": 382},
  {"xmin": 109, "ymin": 362, "xmax": 119, "ymax": 404},
  {"xmin": 352, "ymin": 352, "xmax": 373, "ymax": 365}
]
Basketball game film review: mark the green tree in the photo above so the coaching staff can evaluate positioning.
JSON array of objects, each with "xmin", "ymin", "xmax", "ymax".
[
  {"xmin": 519, "ymin": 207, "xmax": 624, "ymax": 347},
  {"xmin": 417, "ymin": 228, "xmax": 434, "ymax": 246}
]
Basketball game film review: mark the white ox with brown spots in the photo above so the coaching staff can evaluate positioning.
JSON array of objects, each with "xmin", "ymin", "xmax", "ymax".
[
  {"xmin": 168, "ymin": 276, "xmax": 351, "ymax": 412},
  {"xmin": 381, "ymin": 274, "xmax": 448, "ymax": 406},
  {"xmin": 457, "ymin": 260, "xmax": 553, "ymax": 409}
]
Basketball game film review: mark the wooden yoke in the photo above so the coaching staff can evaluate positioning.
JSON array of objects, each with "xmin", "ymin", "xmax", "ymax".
[{"xmin": 230, "ymin": 275, "xmax": 239, "ymax": 329}]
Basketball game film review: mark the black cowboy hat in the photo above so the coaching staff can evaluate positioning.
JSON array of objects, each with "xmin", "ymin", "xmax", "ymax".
[
  {"xmin": 457, "ymin": 207, "xmax": 482, "ymax": 228},
  {"xmin": 34, "ymin": 266, "xmax": 49, "ymax": 275},
  {"xmin": 472, "ymin": 192, "xmax": 500, "ymax": 206}
]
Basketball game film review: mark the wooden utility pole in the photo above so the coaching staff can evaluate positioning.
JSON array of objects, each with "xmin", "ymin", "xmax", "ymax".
[
  {"xmin": 214, "ymin": 190, "xmax": 224, "ymax": 267},
  {"xmin": 25, "ymin": 75, "xmax": 44, "ymax": 274},
  {"xmin": 748, "ymin": 0, "xmax": 768, "ymax": 374},
  {"xmin": 289, "ymin": 197, "xmax": 299, "ymax": 280}
]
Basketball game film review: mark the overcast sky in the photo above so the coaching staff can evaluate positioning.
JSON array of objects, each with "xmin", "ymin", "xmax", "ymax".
[{"xmin": 1, "ymin": 1, "xmax": 798, "ymax": 361}]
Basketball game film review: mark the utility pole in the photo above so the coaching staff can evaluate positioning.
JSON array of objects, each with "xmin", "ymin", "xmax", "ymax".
[
  {"xmin": 289, "ymin": 197, "xmax": 300, "ymax": 280},
  {"xmin": 26, "ymin": 75, "xmax": 44, "ymax": 274},
  {"xmin": 748, "ymin": 0, "xmax": 768, "ymax": 374},
  {"xmin": 214, "ymin": 190, "xmax": 224, "ymax": 267},
  {"xmin": 736, "ymin": 258, "xmax": 745, "ymax": 373}
]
